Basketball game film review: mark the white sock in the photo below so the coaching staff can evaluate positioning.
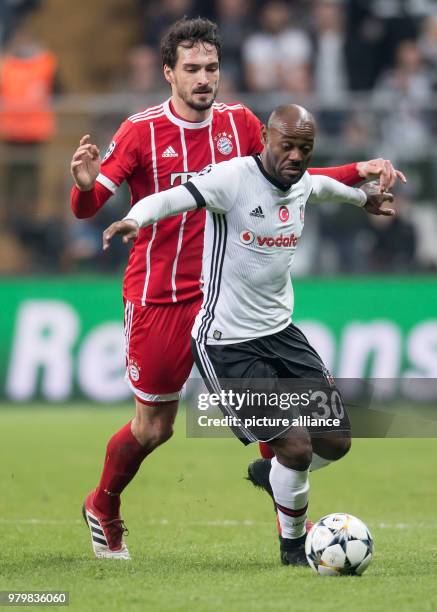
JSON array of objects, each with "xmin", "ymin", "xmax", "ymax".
[
  {"xmin": 310, "ymin": 453, "xmax": 332, "ymax": 472},
  {"xmin": 269, "ymin": 456, "xmax": 309, "ymax": 539}
]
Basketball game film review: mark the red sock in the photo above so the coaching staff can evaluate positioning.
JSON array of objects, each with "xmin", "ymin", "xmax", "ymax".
[
  {"xmin": 94, "ymin": 421, "xmax": 149, "ymax": 516},
  {"xmin": 259, "ymin": 441, "xmax": 275, "ymax": 459}
]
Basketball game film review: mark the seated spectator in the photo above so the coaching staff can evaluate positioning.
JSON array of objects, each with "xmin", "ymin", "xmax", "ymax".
[
  {"xmin": 311, "ymin": 0, "xmax": 349, "ymax": 135},
  {"xmin": 419, "ymin": 13, "xmax": 437, "ymax": 88},
  {"xmin": 311, "ymin": 0, "xmax": 348, "ymax": 104},
  {"xmin": 215, "ymin": 0, "xmax": 253, "ymax": 88},
  {"xmin": 141, "ymin": 0, "xmax": 195, "ymax": 47},
  {"xmin": 216, "ymin": 69, "xmax": 239, "ymax": 102},
  {"xmin": 373, "ymin": 40, "xmax": 433, "ymax": 159},
  {"xmin": 344, "ymin": 1, "xmax": 384, "ymax": 91},
  {"xmin": 125, "ymin": 45, "xmax": 162, "ymax": 95},
  {"xmin": 356, "ymin": 197, "xmax": 418, "ymax": 273},
  {"xmin": 108, "ymin": 45, "xmax": 165, "ymax": 114},
  {"xmin": 242, "ymin": 0, "xmax": 312, "ymax": 94}
]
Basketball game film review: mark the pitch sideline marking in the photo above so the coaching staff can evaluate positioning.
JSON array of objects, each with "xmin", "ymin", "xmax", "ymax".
[{"xmin": 0, "ymin": 518, "xmax": 434, "ymax": 529}]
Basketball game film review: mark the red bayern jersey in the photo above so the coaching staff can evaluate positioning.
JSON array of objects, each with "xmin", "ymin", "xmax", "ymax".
[{"xmin": 97, "ymin": 98, "xmax": 263, "ymax": 306}]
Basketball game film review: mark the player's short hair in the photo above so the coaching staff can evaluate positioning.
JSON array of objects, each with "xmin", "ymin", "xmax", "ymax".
[{"xmin": 161, "ymin": 17, "xmax": 221, "ymax": 68}]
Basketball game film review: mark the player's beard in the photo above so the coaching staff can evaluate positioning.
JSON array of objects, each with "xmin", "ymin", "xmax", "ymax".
[{"xmin": 181, "ymin": 86, "xmax": 217, "ymax": 111}]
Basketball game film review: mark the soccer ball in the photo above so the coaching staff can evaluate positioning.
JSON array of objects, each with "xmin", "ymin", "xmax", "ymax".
[{"xmin": 305, "ymin": 513, "xmax": 373, "ymax": 576}]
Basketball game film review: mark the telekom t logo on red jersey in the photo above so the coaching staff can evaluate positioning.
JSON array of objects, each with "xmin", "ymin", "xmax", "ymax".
[{"xmin": 170, "ymin": 172, "xmax": 198, "ymax": 186}]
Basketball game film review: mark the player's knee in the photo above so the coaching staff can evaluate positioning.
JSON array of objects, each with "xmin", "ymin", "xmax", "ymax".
[
  {"xmin": 153, "ymin": 422, "xmax": 174, "ymax": 446},
  {"xmin": 274, "ymin": 437, "xmax": 312, "ymax": 471},
  {"xmin": 332, "ymin": 436, "xmax": 351, "ymax": 460},
  {"xmin": 134, "ymin": 418, "xmax": 174, "ymax": 448},
  {"xmin": 133, "ymin": 399, "xmax": 178, "ymax": 448},
  {"xmin": 317, "ymin": 436, "xmax": 351, "ymax": 461}
]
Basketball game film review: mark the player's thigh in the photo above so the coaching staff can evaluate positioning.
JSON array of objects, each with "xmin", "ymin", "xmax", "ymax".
[
  {"xmin": 271, "ymin": 322, "xmax": 331, "ymax": 379},
  {"xmin": 192, "ymin": 338, "xmax": 295, "ymax": 444},
  {"xmin": 192, "ymin": 337, "xmax": 277, "ymax": 388},
  {"xmin": 269, "ymin": 323, "xmax": 351, "ymax": 439},
  {"xmin": 125, "ymin": 298, "xmax": 201, "ymax": 402}
]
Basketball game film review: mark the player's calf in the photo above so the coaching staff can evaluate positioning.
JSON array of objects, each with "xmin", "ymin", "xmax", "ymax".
[{"xmin": 267, "ymin": 435, "xmax": 311, "ymax": 566}]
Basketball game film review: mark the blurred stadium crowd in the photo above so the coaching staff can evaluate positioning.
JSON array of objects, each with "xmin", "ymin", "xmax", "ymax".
[{"xmin": 1, "ymin": 0, "xmax": 437, "ymax": 275}]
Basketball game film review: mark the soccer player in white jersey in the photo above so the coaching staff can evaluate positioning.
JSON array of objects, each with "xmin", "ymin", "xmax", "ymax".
[
  {"xmin": 72, "ymin": 17, "xmax": 406, "ymax": 560},
  {"xmin": 103, "ymin": 104, "xmax": 396, "ymax": 566}
]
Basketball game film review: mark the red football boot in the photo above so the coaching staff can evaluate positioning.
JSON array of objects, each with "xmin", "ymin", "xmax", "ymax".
[{"xmin": 82, "ymin": 489, "xmax": 130, "ymax": 560}]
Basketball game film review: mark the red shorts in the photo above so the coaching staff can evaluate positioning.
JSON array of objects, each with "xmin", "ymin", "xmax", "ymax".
[{"xmin": 124, "ymin": 297, "xmax": 202, "ymax": 404}]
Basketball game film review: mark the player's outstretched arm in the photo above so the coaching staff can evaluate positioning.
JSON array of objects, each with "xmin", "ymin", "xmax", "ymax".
[
  {"xmin": 309, "ymin": 176, "xmax": 396, "ymax": 216},
  {"xmin": 70, "ymin": 134, "xmax": 101, "ymax": 190},
  {"xmin": 356, "ymin": 158, "xmax": 406, "ymax": 192},
  {"xmin": 102, "ymin": 184, "xmax": 201, "ymax": 250},
  {"xmin": 309, "ymin": 175, "xmax": 367, "ymax": 207}
]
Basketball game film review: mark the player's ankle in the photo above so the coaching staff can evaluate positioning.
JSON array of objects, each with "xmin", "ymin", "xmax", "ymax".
[
  {"xmin": 94, "ymin": 487, "xmax": 121, "ymax": 517},
  {"xmin": 280, "ymin": 534, "xmax": 306, "ymax": 550}
]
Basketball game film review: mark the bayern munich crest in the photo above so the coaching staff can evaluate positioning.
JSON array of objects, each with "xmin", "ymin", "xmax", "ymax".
[
  {"xmin": 216, "ymin": 133, "xmax": 233, "ymax": 155},
  {"xmin": 128, "ymin": 362, "xmax": 140, "ymax": 382}
]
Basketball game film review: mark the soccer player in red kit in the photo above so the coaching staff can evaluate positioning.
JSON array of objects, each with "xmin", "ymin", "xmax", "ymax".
[{"xmin": 70, "ymin": 18, "xmax": 405, "ymax": 559}]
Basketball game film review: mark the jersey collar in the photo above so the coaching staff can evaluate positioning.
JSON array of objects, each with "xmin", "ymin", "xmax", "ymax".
[
  {"xmin": 253, "ymin": 155, "xmax": 293, "ymax": 193},
  {"xmin": 163, "ymin": 98, "xmax": 213, "ymax": 130}
]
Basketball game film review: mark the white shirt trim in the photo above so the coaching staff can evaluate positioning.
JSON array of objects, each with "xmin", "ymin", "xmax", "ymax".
[
  {"xmin": 208, "ymin": 124, "xmax": 216, "ymax": 164},
  {"xmin": 126, "ymin": 376, "xmax": 181, "ymax": 403},
  {"xmin": 228, "ymin": 112, "xmax": 241, "ymax": 157},
  {"xmin": 163, "ymin": 98, "xmax": 213, "ymax": 130},
  {"xmin": 96, "ymin": 173, "xmax": 118, "ymax": 194},
  {"xmin": 141, "ymin": 122, "xmax": 159, "ymax": 306},
  {"xmin": 170, "ymin": 127, "xmax": 190, "ymax": 302}
]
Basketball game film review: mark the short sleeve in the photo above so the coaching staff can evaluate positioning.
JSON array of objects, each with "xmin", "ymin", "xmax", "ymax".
[
  {"xmin": 97, "ymin": 120, "xmax": 140, "ymax": 193},
  {"xmin": 244, "ymin": 106, "xmax": 263, "ymax": 155},
  {"xmin": 185, "ymin": 160, "xmax": 241, "ymax": 214}
]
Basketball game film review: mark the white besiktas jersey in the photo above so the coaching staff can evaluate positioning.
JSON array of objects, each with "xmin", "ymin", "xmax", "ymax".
[
  {"xmin": 125, "ymin": 155, "xmax": 365, "ymax": 346},
  {"xmin": 188, "ymin": 156, "xmax": 364, "ymax": 345}
]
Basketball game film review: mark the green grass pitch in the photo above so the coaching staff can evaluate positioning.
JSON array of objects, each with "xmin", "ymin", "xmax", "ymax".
[{"xmin": 1, "ymin": 405, "xmax": 437, "ymax": 611}]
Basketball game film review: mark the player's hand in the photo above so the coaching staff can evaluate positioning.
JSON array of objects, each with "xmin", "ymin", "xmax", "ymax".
[
  {"xmin": 356, "ymin": 158, "xmax": 406, "ymax": 193},
  {"xmin": 71, "ymin": 135, "xmax": 101, "ymax": 191},
  {"xmin": 103, "ymin": 219, "xmax": 140, "ymax": 250},
  {"xmin": 361, "ymin": 182, "xmax": 395, "ymax": 216}
]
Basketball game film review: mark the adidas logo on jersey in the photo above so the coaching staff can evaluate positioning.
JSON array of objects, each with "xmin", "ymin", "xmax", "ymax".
[
  {"xmin": 250, "ymin": 206, "xmax": 265, "ymax": 218},
  {"xmin": 162, "ymin": 146, "xmax": 178, "ymax": 158}
]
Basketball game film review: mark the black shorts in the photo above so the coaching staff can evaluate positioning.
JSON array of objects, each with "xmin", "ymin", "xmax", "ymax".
[{"xmin": 191, "ymin": 322, "xmax": 351, "ymax": 444}]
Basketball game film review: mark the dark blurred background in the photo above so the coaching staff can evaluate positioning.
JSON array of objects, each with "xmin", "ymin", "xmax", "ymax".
[{"xmin": 1, "ymin": 0, "xmax": 437, "ymax": 277}]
